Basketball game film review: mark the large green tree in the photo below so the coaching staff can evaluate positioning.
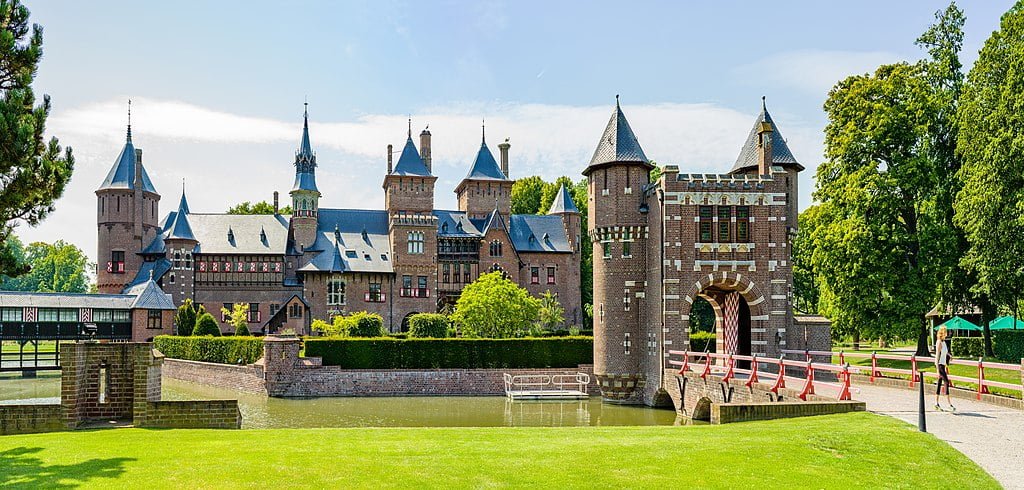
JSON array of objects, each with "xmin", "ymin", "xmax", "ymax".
[
  {"xmin": 792, "ymin": 205, "xmax": 824, "ymax": 314},
  {"xmin": 510, "ymin": 176, "xmax": 546, "ymax": 215},
  {"xmin": 0, "ymin": 0, "xmax": 74, "ymax": 278},
  {"xmin": 0, "ymin": 239, "xmax": 90, "ymax": 292},
  {"xmin": 453, "ymin": 271, "xmax": 540, "ymax": 338},
  {"xmin": 226, "ymin": 200, "xmax": 291, "ymax": 215},
  {"xmin": 955, "ymin": 1, "xmax": 1024, "ymax": 354}
]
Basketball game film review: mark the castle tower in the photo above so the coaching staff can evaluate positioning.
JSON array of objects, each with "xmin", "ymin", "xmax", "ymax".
[
  {"xmin": 162, "ymin": 188, "xmax": 198, "ymax": 305},
  {"xmin": 96, "ymin": 112, "xmax": 161, "ymax": 294},
  {"xmin": 582, "ymin": 97, "xmax": 653, "ymax": 402},
  {"xmin": 289, "ymin": 103, "xmax": 321, "ymax": 253},
  {"xmin": 455, "ymin": 124, "xmax": 512, "ymax": 221},
  {"xmin": 547, "ymin": 184, "xmax": 581, "ymax": 254}
]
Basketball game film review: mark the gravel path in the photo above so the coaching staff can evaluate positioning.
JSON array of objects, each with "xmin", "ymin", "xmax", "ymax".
[{"xmin": 852, "ymin": 382, "xmax": 1023, "ymax": 489}]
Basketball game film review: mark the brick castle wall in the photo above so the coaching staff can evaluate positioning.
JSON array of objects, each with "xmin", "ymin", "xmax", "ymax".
[
  {"xmin": 142, "ymin": 400, "xmax": 241, "ymax": 429},
  {"xmin": 162, "ymin": 358, "xmax": 267, "ymax": 393},
  {"xmin": 0, "ymin": 405, "xmax": 64, "ymax": 435}
]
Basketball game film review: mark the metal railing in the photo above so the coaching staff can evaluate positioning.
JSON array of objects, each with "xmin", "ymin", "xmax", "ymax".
[
  {"xmin": 503, "ymin": 373, "xmax": 590, "ymax": 397},
  {"xmin": 667, "ymin": 350, "xmax": 856, "ymax": 401}
]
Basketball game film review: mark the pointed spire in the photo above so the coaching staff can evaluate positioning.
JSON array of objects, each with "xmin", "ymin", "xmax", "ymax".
[
  {"xmin": 547, "ymin": 184, "xmax": 580, "ymax": 215},
  {"xmin": 99, "ymin": 101, "xmax": 157, "ymax": 193},
  {"xmin": 391, "ymin": 121, "xmax": 431, "ymax": 176},
  {"xmin": 583, "ymin": 96, "xmax": 651, "ymax": 175},
  {"xmin": 730, "ymin": 97, "xmax": 804, "ymax": 174},
  {"xmin": 177, "ymin": 181, "xmax": 190, "ymax": 215},
  {"xmin": 408, "ymin": 116, "xmax": 412, "ymax": 139},
  {"xmin": 292, "ymin": 102, "xmax": 320, "ymax": 194},
  {"xmin": 165, "ymin": 186, "xmax": 196, "ymax": 241},
  {"xmin": 481, "ymin": 118, "xmax": 486, "ymax": 144},
  {"xmin": 298, "ymin": 102, "xmax": 313, "ymax": 158},
  {"xmin": 126, "ymin": 99, "xmax": 132, "ymax": 143}
]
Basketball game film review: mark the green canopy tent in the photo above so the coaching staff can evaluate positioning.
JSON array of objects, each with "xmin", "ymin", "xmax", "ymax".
[
  {"xmin": 989, "ymin": 316, "xmax": 1024, "ymax": 330},
  {"xmin": 933, "ymin": 316, "xmax": 982, "ymax": 332}
]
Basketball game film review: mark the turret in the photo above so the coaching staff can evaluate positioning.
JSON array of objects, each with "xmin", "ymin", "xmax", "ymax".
[
  {"xmin": 289, "ymin": 103, "xmax": 321, "ymax": 252},
  {"xmin": 547, "ymin": 183, "xmax": 581, "ymax": 254},
  {"xmin": 96, "ymin": 106, "xmax": 161, "ymax": 294},
  {"xmin": 582, "ymin": 96, "xmax": 652, "ymax": 402},
  {"xmin": 383, "ymin": 119, "xmax": 437, "ymax": 214},
  {"xmin": 163, "ymin": 187, "xmax": 197, "ymax": 305},
  {"xmin": 455, "ymin": 122, "xmax": 512, "ymax": 221}
]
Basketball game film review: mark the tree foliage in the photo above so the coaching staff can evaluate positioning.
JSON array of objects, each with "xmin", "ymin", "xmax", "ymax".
[
  {"xmin": 537, "ymin": 291, "xmax": 566, "ymax": 331},
  {"xmin": 0, "ymin": 239, "xmax": 90, "ymax": 292},
  {"xmin": 792, "ymin": 205, "xmax": 824, "ymax": 314},
  {"xmin": 193, "ymin": 312, "xmax": 221, "ymax": 336},
  {"xmin": 954, "ymin": 1, "xmax": 1024, "ymax": 354},
  {"xmin": 174, "ymin": 299, "xmax": 197, "ymax": 336},
  {"xmin": 0, "ymin": 0, "xmax": 74, "ymax": 277},
  {"xmin": 220, "ymin": 303, "xmax": 250, "ymax": 336},
  {"xmin": 510, "ymin": 176, "xmax": 546, "ymax": 215},
  {"xmin": 453, "ymin": 271, "xmax": 540, "ymax": 338},
  {"xmin": 226, "ymin": 200, "xmax": 291, "ymax": 215}
]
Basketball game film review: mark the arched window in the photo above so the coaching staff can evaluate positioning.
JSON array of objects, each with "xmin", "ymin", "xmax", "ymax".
[
  {"xmin": 489, "ymin": 240, "xmax": 502, "ymax": 257},
  {"xmin": 407, "ymin": 232, "xmax": 424, "ymax": 254},
  {"xmin": 327, "ymin": 276, "xmax": 346, "ymax": 306}
]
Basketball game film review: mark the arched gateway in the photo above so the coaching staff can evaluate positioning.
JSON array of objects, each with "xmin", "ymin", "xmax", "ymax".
[{"xmin": 585, "ymin": 97, "xmax": 830, "ymax": 406}]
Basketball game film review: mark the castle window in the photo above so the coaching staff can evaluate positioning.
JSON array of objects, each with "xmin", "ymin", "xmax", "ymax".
[
  {"xmin": 530, "ymin": 267, "xmax": 539, "ymax": 284},
  {"xmin": 602, "ymin": 242, "xmax": 611, "ymax": 259},
  {"xmin": 1, "ymin": 308, "xmax": 22, "ymax": 322},
  {"xmin": 328, "ymin": 276, "xmax": 346, "ymax": 306},
  {"xmin": 417, "ymin": 276, "xmax": 429, "ymax": 298},
  {"xmin": 718, "ymin": 206, "xmax": 732, "ymax": 242},
  {"xmin": 699, "ymin": 206, "xmax": 713, "ymax": 243},
  {"xmin": 408, "ymin": 232, "xmax": 424, "ymax": 254},
  {"xmin": 185, "ymin": 252, "xmax": 193, "ymax": 269},
  {"xmin": 110, "ymin": 251, "xmax": 125, "ymax": 274},
  {"xmin": 222, "ymin": 303, "xmax": 232, "ymax": 322},
  {"xmin": 489, "ymin": 240, "xmax": 502, "ymax": 257},
  {"xmin": 289, "ymin": 303, "xmax": 303, "ymax": 319},
  {"xmin": 547, "ymin": 266, "xmax": 555, "ymax": 285},
  {"xmin": 736, "ymin": 206, "xmax": 751, "ymax": 242},
  {"xmin": 147, "ymin": 310, "xmax": 162, "ymax": 329},
  {"xmin": 622, "ymin": 242, "xmax": 632, "ymax": 258},
  {"xmin": 248, "ymin": 303, "xmax": 260, "ymax": 323},
  {"xmin": 367, "ymin": 282, "xmax": 384, "ymax": 302},
  {"xmin": 443, "ymin": 264, "xmax": 450, "ymax": 283},
  {"xmin": 173, "ymin": 251, "xmax": 181, "ymax": 269},
  {"xmin": 270, "ymin": 304, "xmax": 280, "ymax": 316},
  {"xmin": 464, "ymin": 263, "xmax": 472, "ymax": 283},
  {"xmin": 169, "ymin": 273, "xmax": 175, "ymax": 284}
]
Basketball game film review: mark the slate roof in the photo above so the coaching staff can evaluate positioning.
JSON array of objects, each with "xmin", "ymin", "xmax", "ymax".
[
  {"xmin": 391, "ymin": 137, "xmax": 432, "ymax": 177},
  {"xmin": 435, "ymin": 210, "xmax": 484, "ymax": 238},
  {"xmin": 292, "ymin": 106, "xmax": 320, "ymax": 193},
  {"xmin": 584, "ymin": 97, "xmax": 651, "ymax": 175},
  {"xmin": 187, "ymin": 214, "xmax": 290, "ymax": 255},
  {"xmin": 463, "ymin": 142, "xmax": 507, "ymax": 181},
  {"xmin": 300, "ymin": 237, "xmax": 347, "ymax": 273},
  {"xmin": 508, "ymin": 215, "xmax": 573, "ymax": 253},
  {"xmin": 0, "ymin": 291, "xmax": 136, "ymax": 309},
  {"xmin": 300, "ymin": 209, "xmax": 393, "ymax": 273},
  {"xmin": 730, "ymin": 101, "xmax": 803, "ymax": 174},
  {"xmin": 165, "ymin": 191, "xmax": 196, "ymax": 241},
  {"xmin": 126, "ymin": 259, "xmax": 172, "ymax": 289},
  {"xmin": 547, "ymin": 184, "xmax": 580, "ymax": 214},
  {"xmin": 98, "ymin": 127, "xmax": 158, "ymax": 193},
  {"xmin": 125, "ymin": 279, "xmax": 176, "ymax": 310}
]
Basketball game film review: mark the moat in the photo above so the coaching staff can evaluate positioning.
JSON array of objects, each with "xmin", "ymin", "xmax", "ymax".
[{"xmin": 0, "ymin": 373, "xmax": 677, "ymax": 428}]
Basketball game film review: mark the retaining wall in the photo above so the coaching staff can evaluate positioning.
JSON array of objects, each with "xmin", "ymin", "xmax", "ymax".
[
  {"xmin": 162, "ymin": 359, "xmax": 266, "ymax": 394},
  {"xmin": 141, "ymin": 400, "xmax": 241, "ymax": 429},
  {"xmin": 0, "ymin": 404, "xmax": 64, "ymax": 435}
]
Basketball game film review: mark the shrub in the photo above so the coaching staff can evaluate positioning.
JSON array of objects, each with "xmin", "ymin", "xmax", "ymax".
[
  {"xmin": 537, "ymin": 291, "xmax": 565, "ymax": 331},
  {"xmin": 311, "ymin": 319, "xmax": 339, "ymax": 336},
  {"xmin": 453, "ymin": 272, "xmax": 540, "ymax": 338},
  {"xmin": 193, "ymin": 312, "xmax": 221, "ymax": 336},
  {"xmin": 174, "ymin": 299, "xmax": 197, "ymax": 336},
  {"xmin": 304, "ymin": 337, "xmax": 593, "ymax": 369},
  {"xmin": 408, "ymin": 313, "xmax": 449, "ymax": 338},
  {"xmin": 950, "ymin": 337, "xmax": 984, "ymax": 359},
  {"xmin": 993, "ymin": 330, "xmax": 1024, "ymax": 362},
  {"xmin": 221, "ymin": 303, "xmax": 250, "ymax": 336},
  {"xmin": 154, "ymin": 335, "xmax": 263, "ymax": 364},
  {"xmin": 346, "ymin": 312, "xmax": 386, "ymax": 337},
  {"xmin": 689, "ymin": 331, "xmax": 716, "ymax": 353}
]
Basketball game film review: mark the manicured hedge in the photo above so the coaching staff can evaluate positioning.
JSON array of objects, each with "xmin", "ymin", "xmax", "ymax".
[
  {"xmin": 993, "ymin": 330, "xmax": 1024, "ymax": 362},
  {"xmin": 689, "ymin": 331, "xmax": 716, "ymax": 353},
  {"xmin": 154, "ymin": 335, "xmax": 263, "ymax": 365},
  {"xmin": 304, "ymin": 337, "xmax": 593, "ymax": 369},
  {"xmin": 408, "ymin": 313, "xmax": 450, "ymax": 338},
  {"xmin": 950, "ymin": 338, "xmax": 984, "ymax": 359}
]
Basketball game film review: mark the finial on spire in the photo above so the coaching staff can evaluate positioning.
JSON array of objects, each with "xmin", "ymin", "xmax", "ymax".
[
  {"xmin": 761, "ymin": 95, "xmax": 767, "ymax": 111},
  {"xmin": 481, "ymin": 118, "xmax": 486, "ymax": 144},
  {"xmin": 303, "ymin": 100, "xmax": 309, "ymax": 128},
  {"xmin": 615, "ymin": 94, "xmax": 620, "ymax": 107},
  {"xmin": 407, "ymin": 116, "xmax": 412, "ymax": 139},
  {"xmin": 126, "ymin": 99, "xmax": 133, "ymax": 141}
]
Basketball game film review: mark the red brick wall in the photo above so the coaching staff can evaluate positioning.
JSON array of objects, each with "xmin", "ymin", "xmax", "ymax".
[
  {"xmin": 0, "ymin": 404, "xmax": 64, "ymax": 435},
  {"xmin": 132, "ymin": 308, "xmax": 174, "ymax": 341}
]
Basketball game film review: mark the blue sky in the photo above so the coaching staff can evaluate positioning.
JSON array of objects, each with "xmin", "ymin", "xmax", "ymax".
[{"xmin": 19, "ymin": 1, "xmax": 1016, "ymax": 264}]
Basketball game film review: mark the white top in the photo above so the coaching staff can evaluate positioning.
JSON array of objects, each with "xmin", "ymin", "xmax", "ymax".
[{"xmin": 936, "ymin": 340, "xmax": 949, "ymax": 366}]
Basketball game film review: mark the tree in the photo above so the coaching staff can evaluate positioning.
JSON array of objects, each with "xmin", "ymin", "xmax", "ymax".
[
  {"xmin": 453, "ymin": 271, "xmax": 540, "ymax": 338},
  {"xmin": 510, "ymin": 176, "xmax": 546, "ymax": 215},
  {"xmin": 174, "ymin": 299, "xmax": 197, "ymax": 336},
  {"xmin": 0, "ymin": 0, "xmax": 74, "ymax": 277},
  {"xmin": 792, "ymin": 205, "xmax": 824, "ymax": 314},
  {"xmin": 537, "ymin": 291, "xmax": 565, "ymax": 331},
  {"xmin": 955, "ymin": 1, "xmax": 1024, "ymax": 356},
  {"xmin": 226, "ymin": 200, "xmax": 291, "ymax": 215},
  {"xmin": 193, "ymin": 312, "xmax": 221, "ymax": 336},
  {"xmin": 0, "ymin": 239, "xmax": 90, "ymax": 292},
  {"xmin": 220, "ymin": 303, "xmax": 251, "ymax": 336}
]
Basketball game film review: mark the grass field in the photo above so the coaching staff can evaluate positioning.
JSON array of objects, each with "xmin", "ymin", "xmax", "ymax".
[
  {"xmin": 0, "ymin": 341, "xmax": 57, "ymax": 354},
  {"xmin": 832, "ymin": 351, "xmax": 1022, "ymax": 399},
  {"xmin": 0, "ymin": 412, "xmax": 997, "ymax": 489}
]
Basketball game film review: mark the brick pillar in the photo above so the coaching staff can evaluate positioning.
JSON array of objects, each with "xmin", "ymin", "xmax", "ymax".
[
  {"xmin": 132, "ymin": 343, "xmax": 162, "ymax": 426},
  {"xmin": 262, "ymin": 336, "xmax": 301, "ymax": 397}
]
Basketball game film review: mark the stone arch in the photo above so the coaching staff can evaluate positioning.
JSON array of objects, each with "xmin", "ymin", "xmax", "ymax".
[
  {"xmin": 684, "ymin": 271, "xmax": 767, "ymax": 320},
  {"xmin": 682, "ymin": 271, "xmax": 770, "ymax": 357},
  {"xmin": 691, "ymin": 396, "xmax": 713, "ymax": 422}
]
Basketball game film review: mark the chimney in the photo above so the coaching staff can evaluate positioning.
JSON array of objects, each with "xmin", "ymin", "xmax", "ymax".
[
  {"xmin": 419, "ymin": 128, "xmax": 432, "ymax": 173},
  {"xmin": 273, "ymin": 191, "xmax": 279, "ymax": 214},
  {"xmin": 757, "ymin": 120, "xmax": 773, "ymax": 176},
  {"xmin": 498, "ymin": 138, "xmax": 510, "ymax": 178},
  {"xmin": 387, "ymin": 144, "xmax": 393, "ymax": 173}
]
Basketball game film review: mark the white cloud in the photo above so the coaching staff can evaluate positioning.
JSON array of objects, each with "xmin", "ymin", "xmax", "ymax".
[
  {"xmin": 735, "ymin": 49, "xmax": 903, "ymax": 95},
  {"xmin": 25, "ymin": 97, "xmax": 822, "ymax": 264}
]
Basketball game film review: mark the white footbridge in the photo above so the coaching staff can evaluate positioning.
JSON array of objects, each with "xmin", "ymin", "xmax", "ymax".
[{"xmin": 503, "ymin": 373, "xmax": 591, "ymax": 400}]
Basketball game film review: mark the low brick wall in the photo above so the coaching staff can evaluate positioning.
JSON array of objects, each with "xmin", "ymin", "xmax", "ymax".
[
  {"xmin": 162, "ymin": 358, "xmax": 266, "ymax": 394},
  {"xmin": 273, "ymin": 365, "xmax": 597, "ymax": 397},
  {"xmin": 711, "ymin": 401, "xmax": 865, "ymax": 424},
  {"xmin": 142, "ymin": 400, "xmax": 241, "ymax": 429},
  {"xmin": 0, "ymin": 404, "xmax": 64, "ymax": 435}
]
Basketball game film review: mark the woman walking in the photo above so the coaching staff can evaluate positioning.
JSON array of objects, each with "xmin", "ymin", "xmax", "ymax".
[{"xmin": 934, "ymin": 326, "xmax": 955, "ymax": 412}]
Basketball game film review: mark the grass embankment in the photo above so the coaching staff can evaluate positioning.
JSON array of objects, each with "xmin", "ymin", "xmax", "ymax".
[
  {"xmin": 833, "ymin": 351, "xmax": 1022, "ymax": 399},
  {"xmin": 0, "ymin": 413, "xmax": 997, "ymax": 489}
]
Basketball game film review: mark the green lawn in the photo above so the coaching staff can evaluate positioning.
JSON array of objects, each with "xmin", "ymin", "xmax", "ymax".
[
  {"xmin": 0, "ymin": 341, "xmax": 57, "ymax": 354},
  {"xmin": 0, "ymin": 413, "xmax": 997, "ymax": 489},
  {"xmin": 833, "ymin": 352, "xmax": 1022, "ymax": 399}
]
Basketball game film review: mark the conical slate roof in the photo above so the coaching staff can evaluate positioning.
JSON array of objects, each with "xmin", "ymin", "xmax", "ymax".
[
  {"xmin": 391, "ymin": 136, "xmax": 431, "ymax": 176},
  {"xmin": 127, "ymin": 279, "xmax": 176, "ymax": 310},
  {"xmin": 584, "ymin": 97, "xmax": 651, "ymax": 175},
  {"xmin": 547, "ymin": 184, "xmax": 579, "ymax": 214},
  {"xmin": 165, "ymin": 190, "xmax": 196, "ymax": 241},
  {"xmin": 292, "ymin": 105, "xmax": 320, "ymax": 193},
  {"xmin": 730, "ymin": 100, "xmax": 803, "ymax": 174},
  {"xmin": 464, "ymin": 142, "xmax": 506, "ymax": 180},
  {"xmin": 98, "ymin": 127, "xmax": 157, "ymax": 193}
]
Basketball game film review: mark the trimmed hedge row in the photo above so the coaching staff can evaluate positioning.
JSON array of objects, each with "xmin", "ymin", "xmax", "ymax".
[
  {"xmin": 304, "ymin": 337, "xmax": 593, "ymax": 369},
  {"xmin": 950, "ymin": 338, "xmax": 984, "ymax": 359},
  {"xmin": 993, "ymin": 330, "xmax": 1024, "ymax": 362},
  {"xmin": 689, "ymin": 331, "xmax": 716, "ymax": 353},
  {"xmin": 154, "ymin": 336, "xmax": 264, "ymax": 365}
]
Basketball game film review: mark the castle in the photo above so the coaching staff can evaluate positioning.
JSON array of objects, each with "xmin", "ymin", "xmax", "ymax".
[
  {"xmin": 585, "ymin": 97, "xmax": 829, "ymax": 406},
  {"xmin": 95, "ymin": 106, "xmax": 582, "ymax": 334}
]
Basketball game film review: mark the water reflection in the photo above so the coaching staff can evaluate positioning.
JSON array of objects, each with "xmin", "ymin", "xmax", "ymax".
[{"xmin": 0, "ymin": 374, "xmax": 679, "ymax": 428}]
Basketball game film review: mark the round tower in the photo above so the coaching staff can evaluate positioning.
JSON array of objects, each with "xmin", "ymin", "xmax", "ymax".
[{"xmin": 583, "ymin": 97, "xmax": 653, "ymax": 403}]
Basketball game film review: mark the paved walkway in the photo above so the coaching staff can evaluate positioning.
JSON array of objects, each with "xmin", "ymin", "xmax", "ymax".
[{"xmin": 852, "ymin": 382, "xmax": 1024, "ymax": 489}]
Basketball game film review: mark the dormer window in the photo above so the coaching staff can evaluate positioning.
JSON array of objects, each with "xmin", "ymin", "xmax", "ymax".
[
  {"xmin": 345, "ymin": 250, "xmax": 357, "ymax": 258},
  {"xmin": 227, "ymin": 227, "xmax": 235, "ymax": 243}
]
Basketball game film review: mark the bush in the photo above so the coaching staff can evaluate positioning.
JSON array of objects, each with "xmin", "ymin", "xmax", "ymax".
[
  {"xmin": 174, "ymin": 299, "xmax": 197, "ymax": 336},
  {"xmin": 993, "ymin": 330, "xmax": 1024, "ymax": 362},
  {"xmin": 408, "ymin": 313, "xmax": 449, "ymax": 338},
  {"xmin": 304, "ymin": 337, "xmax": 593, "ymax": 369},
  {"xmin": 347, "ymin": 312, "xmax": 385, "ymax": 337},
  {"xmin": 950, "ymin": 337, "xmax": 984, "ymax": 359},
  {"xmin": 453, "ymin": 272, "xmax": 540, "ymax": 338},
  {"xmin": 154, "ymin": 335, "xmax": 263, "ymax": 364},
  {"xmin": 689, "ymin": 331, "xmax": 716, "ymax": 353},
  {"xmin": 193, "ymin": 313, "xmax": 221, "ymax": 336}
]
